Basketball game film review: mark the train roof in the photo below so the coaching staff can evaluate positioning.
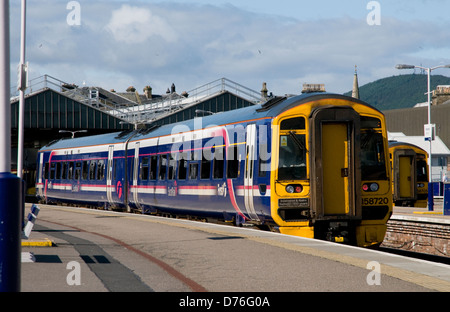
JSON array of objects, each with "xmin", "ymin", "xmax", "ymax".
[{"xmin": 40, "ymin": 92, "xmax": 378, "ymax": 151}]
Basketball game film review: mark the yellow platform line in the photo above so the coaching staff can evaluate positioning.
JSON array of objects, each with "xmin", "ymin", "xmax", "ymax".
[
  {"xmin": 413, "ymin": 211, "xmax": 443, "ymax": 215},
  {"xmin": 21, "ymin": 239, "xmax": 54, "ymax": 247}
]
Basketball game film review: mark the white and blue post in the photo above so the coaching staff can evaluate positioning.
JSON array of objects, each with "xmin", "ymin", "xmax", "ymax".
[{"xmin": 0, "ymin": 0, "xmax": 22, "ymax": 292}]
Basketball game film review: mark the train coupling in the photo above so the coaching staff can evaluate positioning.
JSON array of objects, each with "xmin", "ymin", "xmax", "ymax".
[{"xmin": 324, "ymin": 221, "xmax": 353, "ymax": 244}]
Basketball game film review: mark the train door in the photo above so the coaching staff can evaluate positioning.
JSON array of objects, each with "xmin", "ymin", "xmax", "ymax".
[
  {"xmin": 322, "ymin": 123, "xmax": 350, "ymax": 215},
  {"xmin": 106, "ymin": 145, "xmax": 114, "ymax": 205},
  {"xmin": 244, "ymin": 124, "xmax": 259, "ymax": 221},
  {"xmin": 310, "ymin": 106, "xmax": 361, "ymax": 219},
  {"xmin": 393, "ymin": 149, "xmax": 416, "ymax": 201},
  {"xmin": 132, "ymin": 142, "xmax": 142, "ymax": 211}
]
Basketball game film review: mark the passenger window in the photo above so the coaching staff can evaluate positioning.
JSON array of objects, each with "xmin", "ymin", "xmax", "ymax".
[
  {"xmin": 82, "ymin": 161, "xmax": 89, "ymax": 180},
  {"xmin": 68, "ymin": 162, "xmax": 74, "ymax": 180},
  {"xmin": 178, "ymin": 153, "xmax": 188, "ymax": 180},
  {"xmin": 50, "ymin": 163, "xmax": 56, "ymax": 180},
  {"xmin": 159, "ymin": 155, "xmax": 167, "ymax": 180},
  {"xmin": 44, "ymin": 162, "xmax": 49, "ymax": 179},
  {"xmin": 189, "ymin": 163, "xmax": 198, "ymax": 180},
  {"xmin": 149, "ymin": 155, "xmax": 157, "ymax": 180},
  {"xmin": 89, "ymin": 161, "xmax": 97, "ymax": 180},
  {"xmin": 168, "ymin": 154, "xmax": 176, "ymax": 180},
  {"xmin": 213, "ymin": 148, "xmax": 224, "ymax": 179},
  {"xmin": 97, "ymin": 160, "xmax": 105, "ymax": 180},
  {"xmin": 61, "ymin": 162, "xmax": 68, "ymax": 180},
  {"xmin": 140, "ymin": 157, "xmax": 149, "ymax": 180},
  {"xmin": 201, "ymin": 152, "xmax": 211, "ymax": 179},
  {"xmin": 258, "ymin": 144, "xmax": 270, "ymax": 177},
  {"xmin": 226, "ymin": 146, "xmax": 239, "ymax": 179}
]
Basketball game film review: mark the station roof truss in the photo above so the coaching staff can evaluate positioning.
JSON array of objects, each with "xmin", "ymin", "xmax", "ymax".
[{"xmin": 10, "ymin": 75, "xmax": 263, "ymax": 130}]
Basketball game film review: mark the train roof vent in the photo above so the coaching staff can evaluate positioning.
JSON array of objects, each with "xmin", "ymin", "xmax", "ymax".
[{"xmin": 256, "ymin": 96, "xmax": 287, "ymax": 112}]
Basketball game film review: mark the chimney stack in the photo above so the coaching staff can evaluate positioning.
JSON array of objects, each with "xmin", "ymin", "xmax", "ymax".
[{"xmin": 143, "ymin": 85, "xmax": 152, "ymax": 99}]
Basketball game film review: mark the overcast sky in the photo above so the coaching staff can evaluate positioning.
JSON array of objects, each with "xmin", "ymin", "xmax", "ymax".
[{"xmin": 9, "ymin": 0, "xmax": 450, "ymax": 97}]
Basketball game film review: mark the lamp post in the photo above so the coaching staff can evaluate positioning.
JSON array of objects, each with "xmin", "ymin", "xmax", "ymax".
[{"xmin": 396, "ymin": 63, "xmax": 450, "ymax": 210}]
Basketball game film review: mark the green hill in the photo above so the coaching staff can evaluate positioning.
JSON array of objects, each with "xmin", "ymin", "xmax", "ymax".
[{"xmin": 344, "ymin": 74, "xmax": 450, "ymax": 110}]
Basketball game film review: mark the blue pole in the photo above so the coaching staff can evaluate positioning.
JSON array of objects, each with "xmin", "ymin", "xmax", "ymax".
[
  {"xmin": 0, "ymin": 0, "xmax": 21, "ymax": 292},
  {"xmin": 428, "ymin": 182, "xmax": 434, "ymax": 212}
]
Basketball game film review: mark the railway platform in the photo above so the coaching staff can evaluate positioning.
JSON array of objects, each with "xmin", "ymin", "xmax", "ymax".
[{"xmin": 18, "ymin": 203, "xmax": 450, "ymax": 295}]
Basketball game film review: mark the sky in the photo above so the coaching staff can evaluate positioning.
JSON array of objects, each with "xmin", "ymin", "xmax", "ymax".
[{"xmin": 9, "ymin": 0, "xmax": 450, "ymax": 98}]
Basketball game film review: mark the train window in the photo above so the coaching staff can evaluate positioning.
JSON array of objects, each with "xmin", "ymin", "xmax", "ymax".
[
  {"xmin": 97, "ymin": 160, "xmax": 105, "ymax": 180},
  {"xmin": 89, "ymin": 161, "xmax": 97, "ymax": 180},
  {"xmin": 74, "ymin": 162, "xmax": 81, "ymax": 180},
  {"xmin": 140, "ymin": 157, "xmax": 149, "ymax": 180},
  {"xmin": 149, "ymin": 155, "xmax": 157, "ymax": 180},
  {"xmin": 360, "ymin": 131, "xmax": 387, "ymax": 180},
  {"xmin": 178, "ymin": 155, "xmax": 187, "ymax": 180},
  {"xmin": 417, "ymin": 156, "xmax": 428, "ymax": 182},
  {"xmin": 55, "ymin": 162, "xmax": 61, "ymax": 179},
  {"xmin": 68, "ymin": 162, "xmax": 74, "ymax": 180},
  {"xmin": 278, "ymin": 133, "xmax": 307, "ymax": 180},
  {"xmin": 50, "ymin": 163, "xmax": 56, "ymax": 180},
  {"xmin": 82, "ymin": 161, "xmax": 89, "ymax": 180},
  {"xmin": 44, "ymin": 162, "xmax": 49, "ymax": 179},
  {"xmin": 201, "ymin": 152, "xmax": 211, "ymax": 179},
  {"xmin": 61, "ymin": 162, "xmax": 68, "ymax": 180},
  {"xmin": 226, "ymin": 146, "xmax": 239, "ymax": 179},
  {"xmin": 189, "ymin": 163, "xmax": 198, "ymax": 180},
  {"xmin": 280, "ymin": 117, "xmax": 305, "ymax": 130},
  {"xmin": 258, "ymin": 144, "xmax": 270, "ymax": 177},
  {"xmin": 168, "ymin": 154, "xmax": 176, "ymax": 180},
  {"xmin": 213, "ymin": 148, "xmax": 224, "ymax": 179},
  {"xmin": 159, "ymin": 155, "xmax": 167, "ymax": 180},
  {"xmin": 361, "ymin": 116, "xmax": 381, "ymax": 129}
]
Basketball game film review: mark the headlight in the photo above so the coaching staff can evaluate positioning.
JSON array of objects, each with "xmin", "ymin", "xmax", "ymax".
[
  {"xmin": 286, "ymin": 185, "xmax": 295, "ymax": 193},
  {"xmin": 362, "ymin": 183, "xmax": 379, "ymax": 192},
  {"xmin": 286, "ymin": 184, "xmax": 303, "ymax": 193}
]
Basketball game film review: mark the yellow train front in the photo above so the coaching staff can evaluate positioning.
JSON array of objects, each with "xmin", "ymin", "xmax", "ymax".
[
  {"xmin": 267, "ymin": 93, "xmax": 392, "ymax": 247},
  {"xmin": 388, "ymin": 141, "xmax": 429, "ymax": 208}
]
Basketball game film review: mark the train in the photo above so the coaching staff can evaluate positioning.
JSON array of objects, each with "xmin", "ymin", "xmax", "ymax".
[
  {"xmin": 36, "ymin": 92, "xmax": 393, "ymax": 247},
  {"xmin": 388, "ymin": 141, "xmax": 429, "ymax": 207}
]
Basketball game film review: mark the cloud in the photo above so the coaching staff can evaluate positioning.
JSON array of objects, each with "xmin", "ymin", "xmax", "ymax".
[
  {"xmin": 9, "ymin": 1, "xmax": 450, "ymax": 97},
  {"xmin": 105, "ymin": 5, "xmax": 177, "ymax": 44}
]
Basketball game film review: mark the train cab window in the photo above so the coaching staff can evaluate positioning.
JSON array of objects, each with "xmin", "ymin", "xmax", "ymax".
[
  {"xmin": 178, "ymin": 153, "xmax": 188, "ymax": 180},
  {"xmin": 97, "ymin": 160, "xmax": 105, "ymax": 180},
  {"xmin": 417, "ymin": 155, "xmax": 428, "ymax": 182},
  {"xmin": 82, "ymin": 161, "xmax": 89, "ymax": 180},
  {"xmin": 149, "ymin": 155, "xmax": 157, "ymax": 180},
  {"xmin": 278, "ymin": 133, "xmax": 306, "ymax": 180},
  {"xmin": 360, "ymin": 131, "xmax": 387, "ymax": 180},
  {"xmin": 159, "ymin": 154, "xmax": 167, "ymax": 180},
  {"xmin": 280, "ymin": 117, "xmax": 305, "ymax": 130},
  {"xmin": 213, "ymin": 148, "xmax": 224, "ymax": 179},
  {"xmin": 140, "ymin": 157, "xmax": 149, "ymax": 180}
]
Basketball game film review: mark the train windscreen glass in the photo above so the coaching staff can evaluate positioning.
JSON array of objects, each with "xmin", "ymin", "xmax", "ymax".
[{"xmin": 360, "ymin": 131, "xmax": 387, "ymax": 180}]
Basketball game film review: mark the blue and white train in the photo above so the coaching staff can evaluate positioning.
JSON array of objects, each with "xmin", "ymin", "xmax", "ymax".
[{"xmin": 36, "ymin": 92, "xmax": 393, "ymax": 247}]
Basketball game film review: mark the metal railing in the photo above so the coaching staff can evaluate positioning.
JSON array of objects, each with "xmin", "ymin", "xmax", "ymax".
[{"xmin": 10, "ymin": 75, "xmax": 262, "ymax": 125}]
